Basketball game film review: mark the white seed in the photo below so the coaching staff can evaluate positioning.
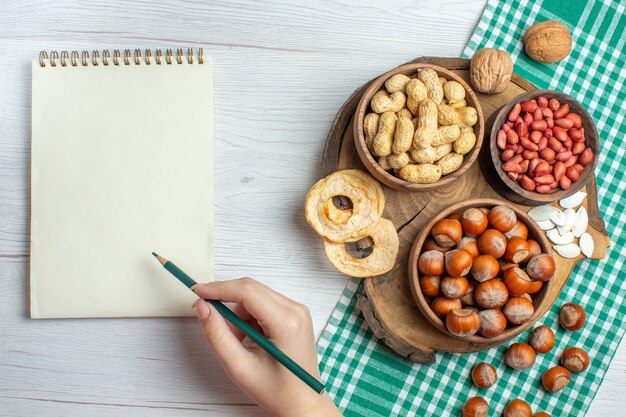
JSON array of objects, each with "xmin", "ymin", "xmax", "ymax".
[
  {"xmin": 553, "ymin": 243, "xmax": 581, "ymax": 258},
  {"xmin": 579, "ymin": 233, "xmax": 594, "ymax": 258},
  {"xmin": 547, "ymin": 229, "xmax": 575, "ymax": 245},
  {"xmin": 572, "ymin": 206, "xmax": 588, "ymax": 238},
  {"xmin": 528, "ymin": 205, "xmax": 559, "ymax": 222},
  {"xmin": 557, "ymin": 208, "xmax": 576, "ymax": 235},
  {"xmin": 537, "ymin": 219, "xmax": 555, "ymax": 230},
  {"xmin": 551, "ymin": 209, "xmax": 567, "ymax": 227},
  {"xmin": 560, "ymin": 191, "xmax": 587, "ymax": 209}
]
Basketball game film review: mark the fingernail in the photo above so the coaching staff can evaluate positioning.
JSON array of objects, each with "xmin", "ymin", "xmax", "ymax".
[{"xmin": 195, "ymin": 300, "xmax": 209, "ymax": 320}]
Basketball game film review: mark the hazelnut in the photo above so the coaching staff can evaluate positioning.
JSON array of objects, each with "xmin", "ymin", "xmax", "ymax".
[
  {"xmin": 431, "ymin": 219, "xmax": 462, "ymax": 248},
  {"xmin": 471, "ymin": 362, "xmax": 497, "ymax": 388},
  {"xmin": 505, "ymin": 237, "xmax": 530, "ymax": 264},
  {"xmin": 474, "ymin": 279, "xmax": 509, "ymax": 309},
  {"xmin": 504, "ymin": 343, "xmax": 536, "ymax": 370},
  {"xmin": 505, "ymin": 220, "xmax": 529, "ymax": 240},
  {"xmin": 444, "ymin": 249, "xmax": 473, "ymax": 277},
  {"xmin": 478, "ymin": 309, "xmax": 507, "ymax": 338},
  {"xmin": 477, "ymin": 229, "xmax": 507, "ymax": 258},
  {"xmin": 458, "ymin": 236, "xmax": 480, "ymax": 258},
  {"xmin": 559, "ymin": 302, "xmax": 586, "ymax": 331},
  {"xmin": 445, "ymin": 308, "xmax": 481, "ymax": 337},
  {"xmin": 470, "ymin": 48, "xmax": 513, "ymax": 95},
  {"xmin": 524, "ymin": 20, "xmax": 572, "ymax": 63},
  {"xmin": 423, "ymin": 238, "xmax": 451, "ymax": 253},
  {"xmin": 526, "ymin": 279, "xmax": 543, "ymax": 294},
  {"xmin": 447, "ymin": 212, "xmax": 463, "ymax": 221},
  {"xmin": 524, "ymin": 239, "xmax": 541, "ymax": 263},
  {"xmin": 503, "ymin": 296, "xmax": 534, "ymax": 325},
  {"xmin": 528, "ymin": 325, "xmax": 555, "ymax": 353},
  {"xmin": 561, "ymin": 347, "xmax": 589, "ymax": 372},
  {"xmin": 470, "ymin": 254, "xmax": 500, "ymax": 282},
  {"xmin": 526, "ymin": 253, "xmax": 555, "ymax": 281},
  {"xmin": 461, "ymin": 208, "xmax": 489, "ymax": 237},
  {"xmin": 542, "ymin": 366, "xmax": 571, "ymax": 392},
  {"xmin": 461, "ymin": 280, "xmax": 476, "ymax": 306},
  {"xmin": 441, "ymin": 276, "xmax": 469, "ymax": 299},
  {"xmin": 503, "ymin": 399, "xmax": 532, "ymax": 417},
  {"xmin": 487, "ymin": 205, "xmax": 517, "ymax": 233},
  {"xmin": 431, "ymin": 296, "xmax": 462, "ymax": 317},
  {"xmin": 502, "ymin": 267, "xmax": 532, "ymax": 297},
  {"xmin": 419, "ymin": 275, "xmax": 441, "ymax": 298},
  {"xmin": 461, "ymin": 397, "xmax": 489, "ymax": 417},
  {"xmin": 418, "ymin": 250, "xmax": 444, "ymax": 276}
]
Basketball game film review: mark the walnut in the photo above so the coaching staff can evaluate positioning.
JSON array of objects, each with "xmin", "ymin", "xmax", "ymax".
[
  {"xmin": 524, "ymin": 20, "xmax": 572, "ymax": 63},
  {"xmin": 469, "ymin": 48, "xmax": 513, "ymax": 95}
]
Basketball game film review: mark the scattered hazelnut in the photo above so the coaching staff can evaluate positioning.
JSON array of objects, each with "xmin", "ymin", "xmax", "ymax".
[
  {"xmin": 561, "ymin": 347, "xmax": 589, "ymax": 372},
  {"xmin": 474, "ymin": 279, "xmax": 509, "ymax": 309},
  {"xmin": 446, "ymin": 308, "xmax": 481, "ymax": 337},
  {"xmin": 504, "ymin": 343, "xmax": 536, "ymax": 370},
  {"xmin": 503, "ymin": 399, "xmax": 532, "ymax": 417},
  {"xmin": 477, "ymin": 229, "xmax": 507, "ymax": 258},
  {"xmin": 503, "ymin": 296, "xmax": 534, "ymax": 325},
  {"xmin": 461, "ymin": 396, "xmax": 489, "ymax": 417},
  {"xmin": 431, "ymin": 296, "xmax": 462, "ymax": 317},
  {"xmin": 418, "ymin": 250, "xmax": 444, "ymax": 276},
  {"xmin": 419, "ymin": 275, "xmax": 441, "ymax": 298},
  {"xmin": 478, "ymin": 308, "xmax": 507, "ymax": 338},
  {"xmin": 542, "ymin": 366, "xmax": 571, "ymax": 392},
  {"xmin": 431, "ymin": 219, "xmax": 463, "ymax": 248},
  {"xmin": 559, "ymin": 302, "xmax": 586, "ymax": 331},
  {"xmin": 471, "ymin": 362, "xmax": 497, "ymax": 388},
  {"xmin": 528, "ymin": 325, "xmax": 555, "ymax": 354},
  {"xmin": 444, "ymin": 248, "xmax": 473, "ymax": 277}
]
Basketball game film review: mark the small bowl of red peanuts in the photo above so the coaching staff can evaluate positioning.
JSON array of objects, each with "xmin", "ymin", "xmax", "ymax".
[{"xmin": 483, "ymin": 89, "xmax": 599, "ymax": 206}]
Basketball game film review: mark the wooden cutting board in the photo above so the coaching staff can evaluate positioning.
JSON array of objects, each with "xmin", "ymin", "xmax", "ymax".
[{"xmin": 321, "ymin": 57, "xmax": 610, "ymax": 364}]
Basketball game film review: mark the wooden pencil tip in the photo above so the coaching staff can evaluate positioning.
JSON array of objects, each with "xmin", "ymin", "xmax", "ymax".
[{"xmin": 151, "ymin": 252, "xmax": 167, "ymax": 265}]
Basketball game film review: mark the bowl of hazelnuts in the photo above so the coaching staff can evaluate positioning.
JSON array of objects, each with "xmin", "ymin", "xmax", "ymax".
[{"xmin": 408, "ymin": 198, "xmax": 556, "ymax": 343}]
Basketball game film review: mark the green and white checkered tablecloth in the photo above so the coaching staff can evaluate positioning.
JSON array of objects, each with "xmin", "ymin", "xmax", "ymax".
[{"xmin": 316, "ymin": 1, "xmax": 626, "ymax": 416}]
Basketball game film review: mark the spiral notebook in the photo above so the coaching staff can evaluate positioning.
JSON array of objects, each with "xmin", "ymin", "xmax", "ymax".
[{"xmin": 30, "ymin": 48, "xmax": 213, "ymax": 318}]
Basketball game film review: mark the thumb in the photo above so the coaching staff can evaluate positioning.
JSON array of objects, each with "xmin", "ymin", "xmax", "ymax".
[{"xmin": 195, "ymin": 300, "xmax": 250, "ymax": 376}]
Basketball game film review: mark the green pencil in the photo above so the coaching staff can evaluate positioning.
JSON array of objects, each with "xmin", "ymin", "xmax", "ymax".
[{"xmin": 152, "ymin": 252, "xmax": 326, "ymax": 394}]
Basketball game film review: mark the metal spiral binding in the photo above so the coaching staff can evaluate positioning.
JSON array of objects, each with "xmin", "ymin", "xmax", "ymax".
[{"xmin": 38, "ymin": 48, "xmax": 204, "ymax": 67}]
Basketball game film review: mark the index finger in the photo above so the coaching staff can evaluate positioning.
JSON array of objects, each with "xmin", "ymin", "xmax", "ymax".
[{"xmin": 192, "ymin": 278, "xmax": 288, "ymax": 333}]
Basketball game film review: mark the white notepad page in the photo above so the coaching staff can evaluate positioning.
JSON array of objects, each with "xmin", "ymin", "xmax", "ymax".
[{"xmin": 31, "ymin": 52, "xmax": 213, "ymax": 318}]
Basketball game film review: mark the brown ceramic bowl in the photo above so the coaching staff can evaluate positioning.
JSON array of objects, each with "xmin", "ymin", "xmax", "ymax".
[
  {"xmin": 354, "ymin": 63, "xmax": 485, "ymax": 191},
  {"xmin": 480, "ymin": 89, "xmax": 599, "ymax": 206},
  {"xmin": 408, "ymin": 198, "xmax": 553, "ymax": 344}
]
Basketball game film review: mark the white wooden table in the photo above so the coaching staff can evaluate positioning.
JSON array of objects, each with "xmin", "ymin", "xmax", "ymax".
[{"xmin": 1, "ymin": 1, "xmax": 623, "ymax": 415}]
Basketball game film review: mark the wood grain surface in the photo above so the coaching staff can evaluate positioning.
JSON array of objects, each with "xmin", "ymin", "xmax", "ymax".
[
  {"xmin": 0, "ymin": 1, "xmax": 623, "ymax": 416},
  {"xmin": 322, "ymin": 57, "xmax": 610, "ymax": 362}
]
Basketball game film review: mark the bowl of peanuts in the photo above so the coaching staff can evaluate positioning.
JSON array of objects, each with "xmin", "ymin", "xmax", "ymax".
[
  {"xmin": 482, "ymin": 89, "xmax": 600, "ymax": 205},
  {"xmin": 408, "ymin": 199, "xmax": 555, "ymax": 343},
  {"xmin": 354, "ymin": 63, "xmax": 485, "ymax": 191}
]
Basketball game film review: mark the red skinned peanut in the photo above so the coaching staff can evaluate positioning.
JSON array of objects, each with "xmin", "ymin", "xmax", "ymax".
[
  {"xmin": 508, "ymin": 103, "xmax": 521, "ymax": 122},
  {"xmin": 579, "ymin": 148, "xmax": 593, "ymax": 165},
  {"xmin": 521, "ymin": 100, "xmax": 538, "ymax": 113},
  {"xmin": 497, "ymin": 130, "xmax": 507, "ymax": 150},
  {"xmin": 553, "ymin": 161, "xmax": 566, "ymax": 181},
  {"xmin": 536, "ymin": 184, "xmax": 552, "ymax": 193},
  {"xmin": 519, "ymin": 175, "xmax": 536, "ymax": 191},
  {"xmin": 523, "ymin": 150, "xmax": 538, "ymax": 159},
  {"xmin": 540, "ymin": 147, "xmax": 555, "ymax": 162},
  {"xmin": 566, "ymin": 166, "xmax": 580, "ymax": 181},
  {"xmin": 548, "ymin": 137, "xmax": 563, "ymax": 152},
  {"xmin": 556, "ymin": 151, "xmax": 573, "ymax": 162},
  {"xmin": 531, "ymin": 120, "xmax": 548, "ymax": 131},
  {"xmin": 555, "ymin": 118, "xmax": 574, "ymax": 129},
  {"xmin": 565, "ymin": 113, "xmax": 582, "ymax": 128},
  {"xmin": 519, "ymin": 159, "xmax": 529, "ymax": 173},
  {"xmin": 572, "ymin": 142, "xmax": 585, "ymax": 155},
  {"xmin": 560, "ymin": 176, "xmax": 572, "ymax": 189},
  {"xmin": 553, "ymin": 103, "xmax": 570, "ymax": 119},
  {"xmin": 553, "ymin": 126, "xmax": 568, "ymax": 142},
  {"xmin": 548, "ymin": 98, "xmax": 560, "ymax": 111},
  {"xmin": 535, "ymin": 160, "xmax": 550, "ymax": 176},
  {"xmin": 538, "ymin": 96, "xmax": 548, "ymax": 108},
  {"xmin": 507, "ymin": 129, "xmax": 519, "ymax": 144},
  {"xmin": 501, "ymin": 150, "xmax": 515, "ymax": 161},
  {"xmin": 535, "ymin": 175, "xmax": 555, "ymax": 185},
  {"xmin": 523, "ymin": 112, "xmax": 534, "ymax": 125}
]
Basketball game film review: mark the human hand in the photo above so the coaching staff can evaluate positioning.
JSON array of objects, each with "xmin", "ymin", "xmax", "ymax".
[{"xmin": 192, "ymin": 278, "xmax": 342, "ymax": 417}]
